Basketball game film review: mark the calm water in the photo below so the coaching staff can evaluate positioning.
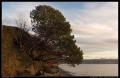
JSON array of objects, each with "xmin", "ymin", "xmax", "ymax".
[{"xmin": 59, "ymin": 64, "xmax": 118, "ymax": 76}]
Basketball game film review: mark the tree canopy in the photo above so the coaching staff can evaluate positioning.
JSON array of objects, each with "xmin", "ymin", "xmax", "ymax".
[{"xmin": 30, "ymin": 5, "xmax": 83, "ymax": 66}]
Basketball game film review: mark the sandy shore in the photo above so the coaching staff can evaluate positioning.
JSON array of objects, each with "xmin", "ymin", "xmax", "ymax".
[
  {"xmin": 41, "ymin": 68, "xmax": 73, "ymax": 77},
  {"xmin": 58, "ymin": 68, "xmax": 73, "ymax": 76}
]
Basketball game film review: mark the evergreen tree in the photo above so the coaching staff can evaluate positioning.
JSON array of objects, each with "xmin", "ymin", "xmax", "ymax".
[{"xmin": 30, "ymin": 5, "xmax": 83, "ymax": 72}]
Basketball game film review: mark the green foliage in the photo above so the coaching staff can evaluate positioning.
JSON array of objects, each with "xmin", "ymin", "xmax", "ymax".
[
  {"xmin": 30, "ymin": 5, "xmax": 71, "ymax": 39},
  {"xmin": 30, "ymin": 5, "xmax": 83, "ymax": 66}
]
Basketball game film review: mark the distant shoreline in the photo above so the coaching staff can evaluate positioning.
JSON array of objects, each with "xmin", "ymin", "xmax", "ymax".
[
  {"xmin": 82, "ymin": 59, "xmax": 118, "ymax": 64},
  {"xmin": 58, "ymin": 59, "xmax": 118, "ymax": 64}
]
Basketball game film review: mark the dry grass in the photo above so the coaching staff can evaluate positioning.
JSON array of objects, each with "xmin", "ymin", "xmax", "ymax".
[{"xmin": 2, "ymin": 26, "xmax": 33, "ymax": 76}]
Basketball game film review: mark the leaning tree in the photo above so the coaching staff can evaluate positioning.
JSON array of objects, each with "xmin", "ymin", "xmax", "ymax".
[{"xmin": 30, "ymin": 5, "xmax": 83, "ymax": 75}]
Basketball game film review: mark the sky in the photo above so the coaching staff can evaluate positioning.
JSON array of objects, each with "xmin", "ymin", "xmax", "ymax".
[{"xmin": 2, "ymin": 2, "xmax": 118, "ymax": 59}]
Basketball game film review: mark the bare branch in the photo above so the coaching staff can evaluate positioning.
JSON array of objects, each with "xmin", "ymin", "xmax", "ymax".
[{"xmin": 15, "ymin": 16, "xmax": 29, "ymax": 32}]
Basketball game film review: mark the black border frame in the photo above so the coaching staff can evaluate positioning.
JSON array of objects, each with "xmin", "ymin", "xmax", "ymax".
[{"xmin": 1, "ymin": 0, "xmax": 119, "ymax": 78}]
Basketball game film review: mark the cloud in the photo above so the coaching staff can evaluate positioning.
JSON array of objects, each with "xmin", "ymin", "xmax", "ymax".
[
  {"xmin": 2, "ymin": 2, "xmax": 118, "ymax": 59},
  {"xmin": 64, "ymin": 2, "xmax": 118, "ymax": 59},
  {"xmin": 83, "ymin": 50, "xmax": 118, "ymax": 59},
  {"xmin": 2, "ymin": 2, "xmax": 53, "ymax": 26}
]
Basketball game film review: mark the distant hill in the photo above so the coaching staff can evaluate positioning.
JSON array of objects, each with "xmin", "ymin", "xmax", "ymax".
[{"xmin": 82, "ymin": 59, "xmax": 118, "ymax": 64}]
